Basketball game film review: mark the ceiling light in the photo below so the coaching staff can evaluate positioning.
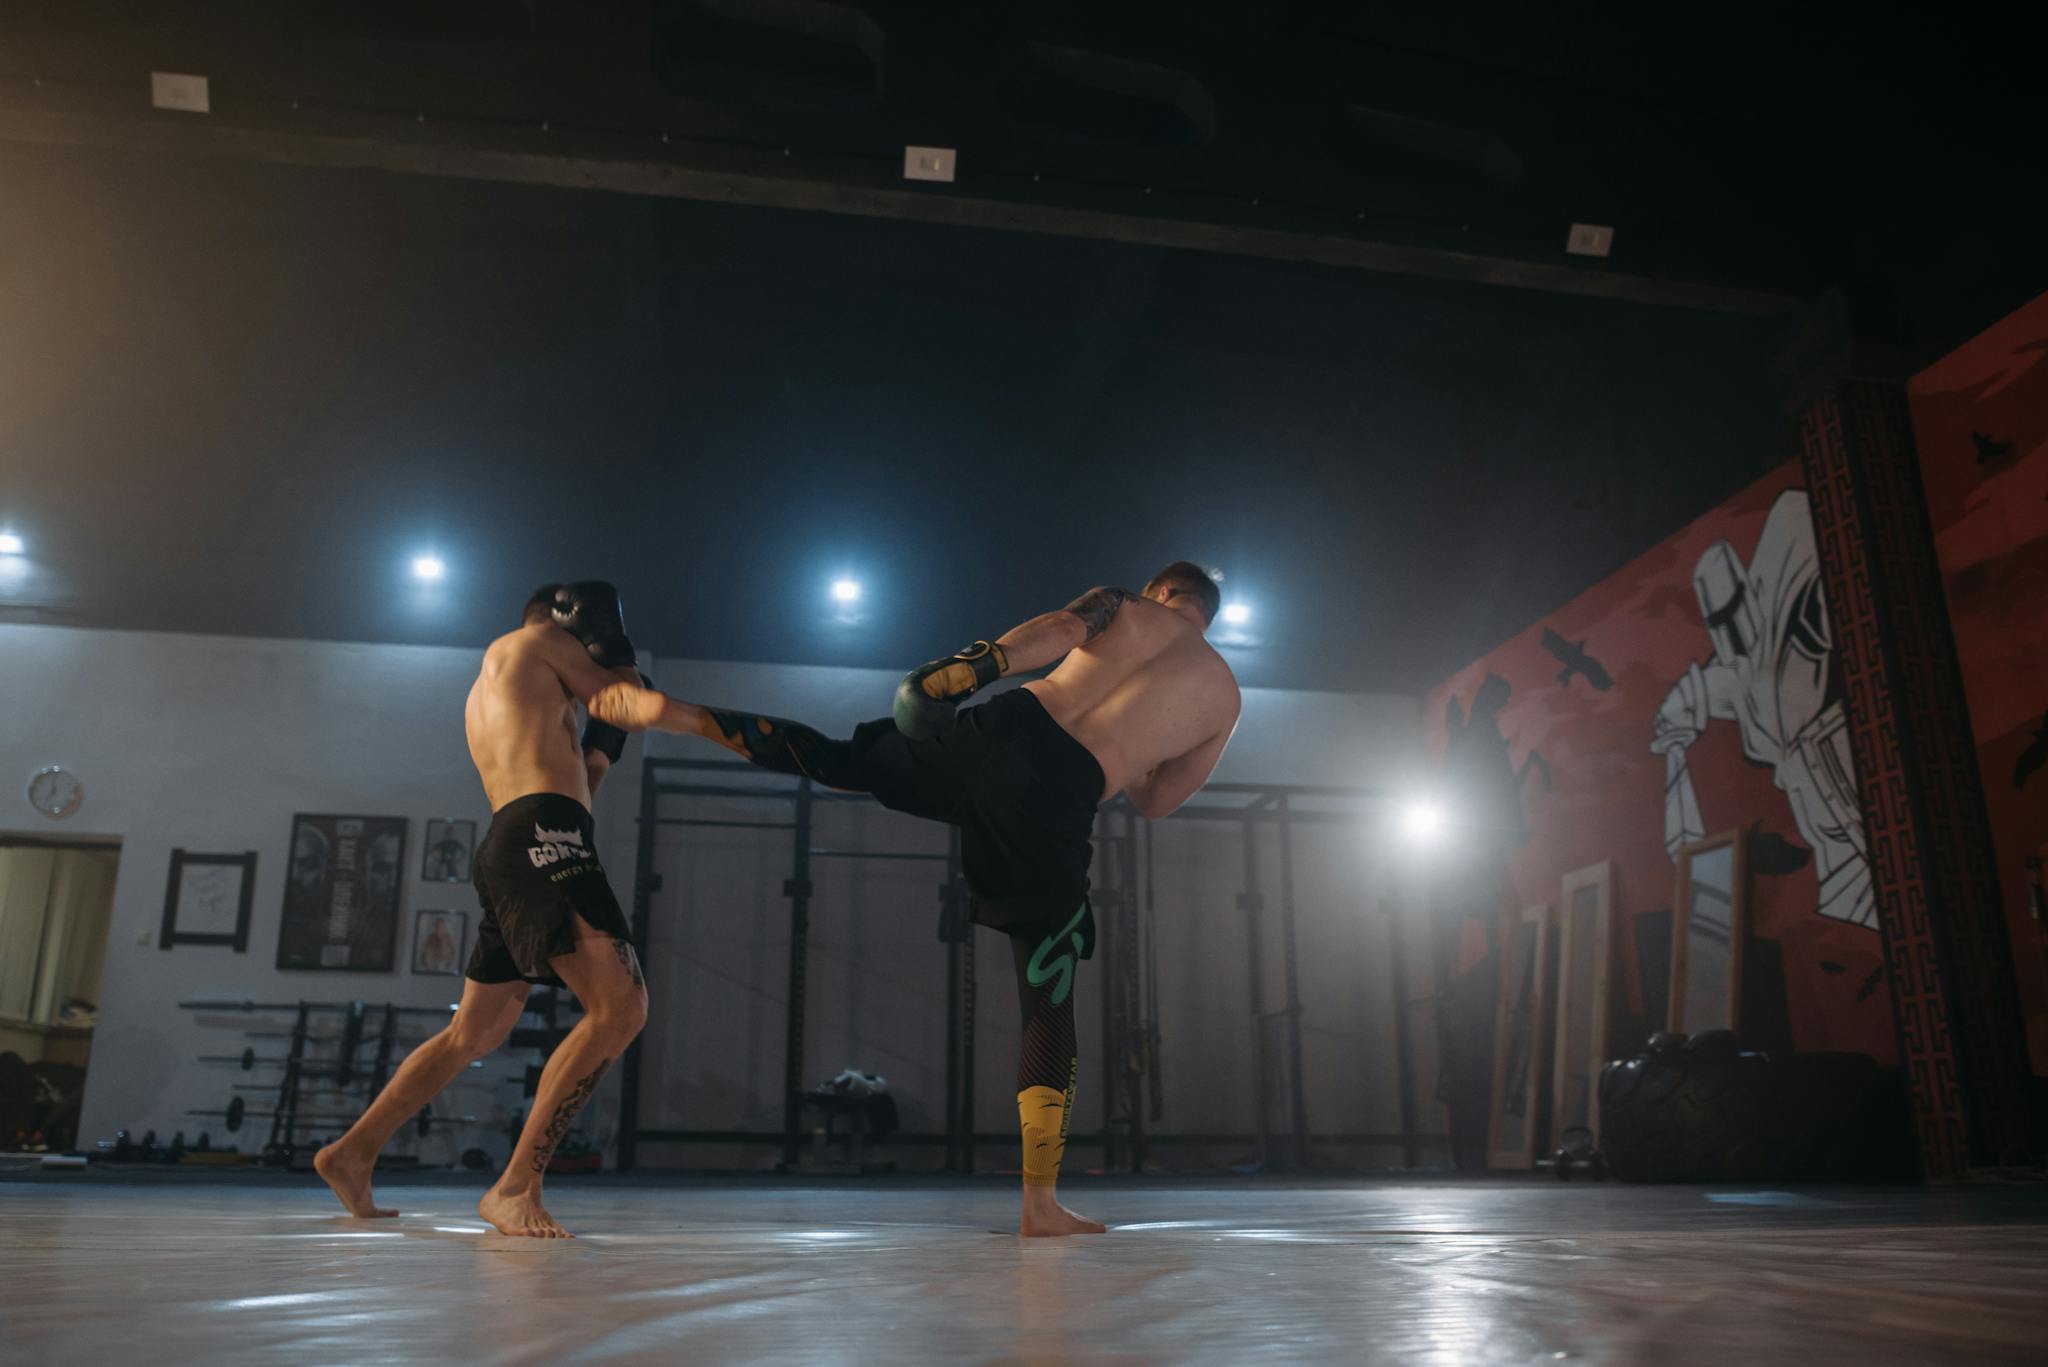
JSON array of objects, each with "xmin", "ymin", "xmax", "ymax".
[
  {"xmin": 831, "ymin": 578, "xmax": 861, "ymax": 603},
  {"xmin": 412, "ymin": 555, "xmax": 445, "ymax": 582},
  {"xmin": 1399, "ymin": 800, "xmax": 1445, "ymax": 845},
  {"xmin": 1221, "ymin": 602, "xmax": 1250, "ymax": 625},
  {"xmin": 0, "ymin": 533, "xmax": 22, "ymax": 555}
]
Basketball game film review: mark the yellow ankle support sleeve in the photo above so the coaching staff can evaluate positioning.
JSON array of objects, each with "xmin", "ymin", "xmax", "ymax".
[{"xmin": 1017, "ymin": 1062, "xmax": 1077, "ymax": 1187}]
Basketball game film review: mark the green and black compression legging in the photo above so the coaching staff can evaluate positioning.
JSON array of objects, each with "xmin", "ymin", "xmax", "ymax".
[
  {"xmin": 1011, "ymin": 922, "xmax": 1081, "ymax": 1187},
  {"xmin": 707, "ymin": 704, "xmax": 1085, "ymax": 1187}
]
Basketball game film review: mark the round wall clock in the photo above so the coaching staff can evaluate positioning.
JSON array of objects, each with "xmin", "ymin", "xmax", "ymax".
[{"xmin": 27, "ymin": 766, "xmax": 84, "ymax": 819}]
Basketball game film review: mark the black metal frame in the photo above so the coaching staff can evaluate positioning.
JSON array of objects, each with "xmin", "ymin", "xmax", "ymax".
[
  {"xmin": 159, "ymin": 849, "xmax": 257, "ymax": 952},
  {"xmin": 618, "ymin": 757, "xmax": 975, "ymax": 1171},
  {"xmin": 618, "ymin": 759, "xmax": 1444, "ymax": 1172}
]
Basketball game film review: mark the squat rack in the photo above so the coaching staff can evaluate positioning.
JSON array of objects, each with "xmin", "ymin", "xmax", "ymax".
[
  {"xmin": 617, "ymin": 757, "xmax": 1441, "ymax": 1172},
  {"xmin": 617, "ymin": 756, "xmax": 982, "ymax": 1172}
]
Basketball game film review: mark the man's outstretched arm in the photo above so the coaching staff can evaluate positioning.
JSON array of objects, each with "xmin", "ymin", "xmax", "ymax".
[
  {"xmin": 892, "ymin": 585, "xmax": 1137, "ymax": 740},
  {"xmin": 989, "ymin": 586, "xmax": 1136, "ymax": 675}
]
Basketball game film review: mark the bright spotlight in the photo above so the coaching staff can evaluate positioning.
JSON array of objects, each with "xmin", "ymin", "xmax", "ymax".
[
  {"xmin": 412, "ymin": 555, "xmax": 445, "ymax": 582},
  {"xmin": 0, "ymin": 533, "xmax": 22, "ymax": 555},
  {"xmin": 1399, "ymin": 800, "xmax": 1445, "ymax": 844},
  {"xmin": 831, "ymin": 578, "xmax": 861, "ymax": 603},
  {"xmin": 1221, "ymin": 602, "xmax": 1250, "ymax": 626}
]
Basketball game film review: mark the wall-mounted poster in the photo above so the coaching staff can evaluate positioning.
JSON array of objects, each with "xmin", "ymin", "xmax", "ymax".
[
  {"xmin": 421, "ymin": 818, "xmax": 475, "ymax": 883},
  {"xmin": 412, "ymin": 909, "xmax": 466, "ymax": 976},
  {"xmin": 276, "ymin": 814, "xmax": 407, "ymax": 971}
]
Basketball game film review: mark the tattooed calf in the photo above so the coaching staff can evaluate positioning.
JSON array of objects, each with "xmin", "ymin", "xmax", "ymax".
[{"xmin": 529, "ymin": 1058, "xmax": 612, "ymax": 1174}]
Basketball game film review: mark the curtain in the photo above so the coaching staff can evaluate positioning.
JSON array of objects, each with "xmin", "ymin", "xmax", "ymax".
[
  {"xmin": 0, "ymin": 847, "xmax": 58, "ymax": 1021},
  {"xmin": 33, "ymin": 849, "xmax": 119, "ymax": 1023}
]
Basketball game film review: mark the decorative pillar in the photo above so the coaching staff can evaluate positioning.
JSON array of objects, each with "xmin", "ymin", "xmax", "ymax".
[{"xmin": 1799, "ymin": 377, "xmax": 2032, "ymax": 1176}]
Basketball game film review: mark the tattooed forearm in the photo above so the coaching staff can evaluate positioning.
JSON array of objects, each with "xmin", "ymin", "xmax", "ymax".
[
  {"xmin": 611, "ymin": 937, "xmax": 644, "ymax": 988},
  {"xmin": 529, "ymin": 1058, "xmax": 612, "ymax": 1174},
  {"xmin": 1064, "ymin": 586, "xmax": 1135, "ymax": 642}
]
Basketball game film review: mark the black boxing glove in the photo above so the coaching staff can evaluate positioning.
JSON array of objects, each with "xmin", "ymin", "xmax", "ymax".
[
  {"xmin": 551, "ymin": 580, "xmax": 636, "ymax": 669},
  {"xmin": 893, "ymin": 641, "xmax": 1007, "ymax": 740},
  {"xmin": 581, "ymin": 718, "xmax": 628, "ymax": 763},
  {"xmin": 580, "ymin": 672, "xmax": 655, "ymax": 762}
]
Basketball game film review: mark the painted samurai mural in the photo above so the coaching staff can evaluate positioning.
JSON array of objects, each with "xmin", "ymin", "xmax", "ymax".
[{"xmin": 1650, "ymin": 489, "xmax": 1876, "ymax": 928}]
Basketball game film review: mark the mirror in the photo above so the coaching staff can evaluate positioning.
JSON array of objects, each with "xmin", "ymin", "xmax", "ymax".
[
  {"xmin": 1551, "ymin": 862, "xmax": 1614, "ymax": 1148},
  {"xmin": 1669, "ymin": 831, "xmax": 1747, "ymax": 1036},
  {"xmin": 1488, "ymin": 904, "xmax": 1554, "ymax": 1169}
]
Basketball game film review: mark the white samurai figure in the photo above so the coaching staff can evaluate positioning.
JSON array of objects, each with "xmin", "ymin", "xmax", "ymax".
[{"xmin": 1651, "ymin": 489, "xmax": 1875, "ymax": 928}]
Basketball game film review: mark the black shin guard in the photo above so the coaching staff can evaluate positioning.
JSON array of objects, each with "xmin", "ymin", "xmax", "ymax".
[{"xmin": 703, "ymin": 708, "xmax": 858, "ymax": 786}]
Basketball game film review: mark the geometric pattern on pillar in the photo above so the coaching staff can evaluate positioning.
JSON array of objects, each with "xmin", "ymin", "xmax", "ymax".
[{"xmin": 1799, "ymin": 378, "xmax": 2031, "ymax": 1175}]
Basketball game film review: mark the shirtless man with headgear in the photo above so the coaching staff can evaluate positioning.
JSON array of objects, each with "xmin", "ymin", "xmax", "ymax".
[{"xmin": 316, "ymin": 581, "xmax": 659, "ymax": 1237}]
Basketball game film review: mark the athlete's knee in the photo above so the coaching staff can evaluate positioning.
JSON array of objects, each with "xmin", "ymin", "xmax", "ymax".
[
  {"xmin": 446, "ymin": 1014, "xmax": 512, "ymax": 1062},
  {"xmin": 587, "ymin": 985, "xmax": 647, "ymax": 1046}
]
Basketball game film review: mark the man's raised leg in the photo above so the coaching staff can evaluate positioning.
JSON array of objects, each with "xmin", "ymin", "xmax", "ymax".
[
  {"xmin": 478, "ymin": 925, "xmax": 647, "ymax": 1238},
  {"xmin": 680, "ymin": 702, "xmax": 974, "ymax": 832},
  {"xmin": 671, "ymin": 701, "xmax": 853, "ymax": 783},
  {"xmin": 1010, "ymin": 913, "xmax": 1106, "ymax": 1237},
  {"xmin": 315, "ymin": 978, "xmax": 528, "ymax": 1218}
]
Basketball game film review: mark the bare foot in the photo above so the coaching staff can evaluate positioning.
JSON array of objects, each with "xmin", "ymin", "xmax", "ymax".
[
  {"xmin": 1020, "ymin": 1189, "xmax": 1108, "ymax": 1238},
  {"xmin": 314, "ymin": 1144, "xmax": 397, "ymax": 1219},
  {"xmin": 479, "ymin": 1184, "xmax": 572, "ymax": 1238}
]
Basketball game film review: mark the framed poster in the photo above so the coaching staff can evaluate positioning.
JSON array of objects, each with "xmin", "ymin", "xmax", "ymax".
[
  {"xmin": 276, "ymin": 814, "xmax": 407, "ymax": 971},
  {"xmin": 421, "ymin": 818, "xmax": 476, "ymax": 883},
  {"xmin": 1488, "ymin": 903, "xmax": 1556, "ymax": 1170},
  {"xmin": 412, "ymin": 909, "xmax": 466, "ymax": 976},
  {"xmin": 159, "ymin": 850, "xmax": 257, "ymax": 952}
]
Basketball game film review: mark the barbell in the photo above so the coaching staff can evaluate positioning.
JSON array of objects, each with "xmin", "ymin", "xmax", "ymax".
[{"xmin": 186, "ymin": 1096, "xmax": 475, "ymax": 1136}]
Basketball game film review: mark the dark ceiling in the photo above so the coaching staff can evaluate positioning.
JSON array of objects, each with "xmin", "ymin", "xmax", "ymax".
[{"xmin": 0, "ymin": 2, "xmax": 2041, "ymax": 694}]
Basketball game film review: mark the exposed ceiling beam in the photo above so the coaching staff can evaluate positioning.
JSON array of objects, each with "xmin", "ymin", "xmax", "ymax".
[{"xmin": 0, "ymin": 88, "xmax": 1805, "ymax": 316}]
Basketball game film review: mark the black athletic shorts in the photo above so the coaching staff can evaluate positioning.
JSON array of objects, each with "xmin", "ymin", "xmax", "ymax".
[
  {"xmin": 849, "ymin": 688, "xmax": 1104, "ymax": 957},
  {"xmin": 467, "ymin": 793, "xmax": 633, "ymax": 987}
]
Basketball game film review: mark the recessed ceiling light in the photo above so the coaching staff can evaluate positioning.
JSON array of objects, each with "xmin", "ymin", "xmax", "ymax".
[
  {"xmin": 0, "ymin": 533, "xmax": 22, "ymax": 555},
  {"xmin": 1399, "ymin": 800, "xmax": 1445, "ymax": 845},
  {"xmin": 831, "ymin": 578, "xmax": 861, "ymax": 603},
  {"xmin": 412, "ymin": 555, "xmax": 445, "ymax": 582},
  {"xmin": 1221, "ymin": 602, "xmax": 1250, "ymax": 625}
]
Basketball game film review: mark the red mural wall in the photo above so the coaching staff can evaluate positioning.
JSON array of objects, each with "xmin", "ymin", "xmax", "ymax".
[
  {"xmin": 1422, "ymin": 289, "xmax": 2048, "ymax": 1082},
  {"xmin": 1908, "ymin": 288, "xmax": 2048, "ymax": 1075},
  {"xmin": 1425, "ymin": 462, "xmax": 1897, "ymax": 1064}
]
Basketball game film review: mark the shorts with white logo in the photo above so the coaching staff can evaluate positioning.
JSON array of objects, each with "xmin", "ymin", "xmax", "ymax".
[{"xmin": 467, "ymin": 793, "xmax": 633, "ymax": 987}]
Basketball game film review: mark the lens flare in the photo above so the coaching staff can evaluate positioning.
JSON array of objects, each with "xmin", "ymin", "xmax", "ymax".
[{"xmin": 1399, "ymin": 800, "xmax": 1445, "ymax": 844}]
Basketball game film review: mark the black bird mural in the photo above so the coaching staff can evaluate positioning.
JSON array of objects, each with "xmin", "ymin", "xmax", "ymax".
[
  {"xmin": 1857, "ymin": 966, "xmax": 1886, "ymax": 1004},
  {"xmin": 2014, "ymin": 711, "xmax": 2048, "ymax": 792},
  {"xmin": 1747, "ymin": 821, "xmax": 1814, "ymax": 876},
  {"xmin": 1540, "ymin": 628, "xmax": 1614, "ymax": 692},
  {"xmin": 1972, "ymin": 431, "xmax": 2014, "ymax": 464},
  {"xmin": 1820, "ymin": 961, "xmax": 1847, "ymax": 975}
]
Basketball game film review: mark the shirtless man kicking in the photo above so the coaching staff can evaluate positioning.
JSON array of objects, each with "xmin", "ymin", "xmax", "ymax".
[
  {"xmin": 601, "ymin": 560, "xmax": 1240, "ymax": 1236},
  {"xmin": 316, "ymin": 581, "xmax": 658, "ymax": 1237}
]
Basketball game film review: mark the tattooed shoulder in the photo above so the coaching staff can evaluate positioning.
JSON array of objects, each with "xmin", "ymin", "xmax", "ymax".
[{"xmin": 1064, "ymin": 586, "xmax": 1136, "ymax": 642}]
